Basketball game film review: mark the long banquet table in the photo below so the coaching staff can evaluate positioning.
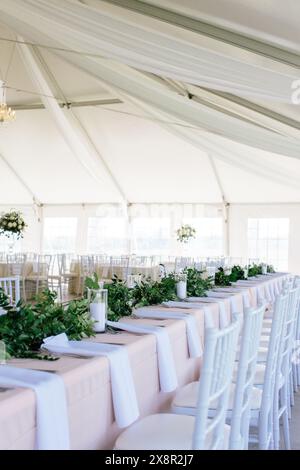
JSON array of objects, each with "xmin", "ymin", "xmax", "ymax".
[{"xmin": 0, "ymin": 273, "xmax": 288, "ymax": 450}]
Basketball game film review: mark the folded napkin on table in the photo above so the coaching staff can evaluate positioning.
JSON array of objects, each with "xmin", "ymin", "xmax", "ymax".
[
  {"xmin": 212, "ymin": 288, "xmax": 251, "ymax": 309},
  {"xmin": 186, "ymin": 297, "xmax": 229, "ymax": 328},
  {"xmin": 0, "ymin": 364, "xmax": 70, "ymax": 450},
  {"xmin": 135, "ymin": 306, "xmax": 202, "ymax": 358},
  {"xmin": 106, "ymin": 320, "xmax": 178, "ymax": 392},
  {"xmin": 42, "ymin": 333, "xmax": 139, "ymax": 428},
  {"xmin": 206, "ymin": 291, "xmax": 240, "ymax": 315}
]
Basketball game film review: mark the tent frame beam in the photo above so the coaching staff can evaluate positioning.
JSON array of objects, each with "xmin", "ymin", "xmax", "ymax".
[
  {"xmin": 10, "ymin": 98, "xmax": 122, "ymax": 111},
  {"xmin": 102, "ymin": 0, "xmax": 300, "ymax": 69},
  {"xmin": 197, "ymin": 87, "xmax": 300, "ymax": 131},
  {"xmin": 0, "ymin": 152, "xmax": 41, "ymax": 205}
]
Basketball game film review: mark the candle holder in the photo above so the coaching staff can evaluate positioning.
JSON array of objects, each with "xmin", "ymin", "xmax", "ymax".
[
  {"xmin": 127, "ymin": 274, "xmax": 143, "ymax": 289},
  {"xmin": 243, "ymin": 266, "xmax": 249, "ymax": 279},
  {"xmin": 224, "ymin": 267, "xmax": 232, "ymax": 276},
  {"xmin": 261, "ymin": 263, "xmax": 268, "ymax": 275},
  {"xmin": 175, "ymin": 273, "xmax": 187, "ymax": 300},
  {"xmin": 87, "ymin": 281, "xmax": 108, "ymax": 333}
]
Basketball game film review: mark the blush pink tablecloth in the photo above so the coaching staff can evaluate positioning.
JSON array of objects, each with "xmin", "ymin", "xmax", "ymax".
[{"xmin": 0, "ymin": 273, "xmax": 288, "ymax": 449}]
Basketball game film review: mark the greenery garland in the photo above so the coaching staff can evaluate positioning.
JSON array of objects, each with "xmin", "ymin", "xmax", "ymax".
[
  {"xmin": 0, "ymin": 263, "xmax": 276, "ymax": 360},
  {"xmin": 0, "ymin": 290, "xmax": 94, "ymax": 360}
]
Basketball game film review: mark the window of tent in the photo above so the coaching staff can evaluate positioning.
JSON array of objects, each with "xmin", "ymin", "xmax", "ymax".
[
  {"xmin": 131, "ymin": 217, "xmax": 171, "ymax": 255},
  {"xmin": 247, "ymin": 218, "xmax": 289, "ymax": 271},
  {"xmin": 43, "ymin": 217, "xmax": 77, "ymax": 254},
  {"xmin": 87, "ymin": 217, "xmax": 128, "ymax": 255},
  {"xmin": 182, "ymin": 217, "xmax": 224, "ymax": 257}
]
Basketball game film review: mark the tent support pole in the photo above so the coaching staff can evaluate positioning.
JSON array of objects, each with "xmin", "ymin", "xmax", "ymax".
[{"xmin": 0, "ymin": 152, "xmax": 41, "ymax": 205}]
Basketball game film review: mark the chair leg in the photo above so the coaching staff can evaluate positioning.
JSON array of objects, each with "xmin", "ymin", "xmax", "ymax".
[
  {"xmin": 281, "ymin": 387, "xmax": 291, "ymax": 450},
  {"xmin": 22, "ymin": 278, "xmax": 26, "ymax": 302},
  {"xmin": 293, "ymin": 364, "xmax": 299, "ymax": 391},
  {"xmin": 273, "ymin": 392, "xmax": 280, "ymax": 450},
  {"xmin": 290, "ymin": 373, "xmax": 295, "ymax": 405},
  {"xmin": 59, "ymin": 280, "xmax": 63, "ymax": 302}
]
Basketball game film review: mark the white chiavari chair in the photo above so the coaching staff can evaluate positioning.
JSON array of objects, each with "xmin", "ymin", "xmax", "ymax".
[
  {"xmin": 171, "ymin": 305, "xmax": 265, "ymax": 450},
  {"xmin": 114, "ymin": 318, "xmax": 240, "ymax": 450},
  {"xmin": 246, "ymin": 292, "xmax": 289, "ymax": 449},
  {"xmin": 273, "ymin": 286, "xmax": 300, "ymax": 449},
  {"xmin": 58, "ymin": 253, "xmax": 79, "ymax": 296},
  {"xmin": 175, "ymin": 257, "xmax": 194, "ymax": 272},
  {"xmin": 6, "ymin": 253, "xmax": 26, "ymax": 300},
  {"xmin": 48, "ymin": 254, "xmax": 63, "ymax": 301},
  {"xmin": 80, "ymin": 255, "xmax": 93, "ymax": 294},
  {"xmin": 25, "ymin": 254, "xmax": 51, "ymax": 299},
  {"xmin": 0, "ymin": 276, "xmax": 20, "ymax": 306},
  {"xmin": 110, "ymin": 256, "xmax": 130, "ymax": 281}
]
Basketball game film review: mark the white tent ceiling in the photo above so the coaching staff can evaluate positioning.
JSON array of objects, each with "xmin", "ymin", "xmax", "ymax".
[{"xmin": 0, "ymin": 0, "xmax": 299, "ymax": 205}]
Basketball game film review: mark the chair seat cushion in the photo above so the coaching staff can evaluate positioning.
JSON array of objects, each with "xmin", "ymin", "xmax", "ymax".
[
  {"xmin": 115, "ymin": 414, "xmax": 195, "ymax": 450},
  {"xmin": 172, "ymin": 382, "xmax": 262, "ymax": 411},
  {"xmin": 115, "ymin": 413, "xmax": 230, "ymax": 450}
]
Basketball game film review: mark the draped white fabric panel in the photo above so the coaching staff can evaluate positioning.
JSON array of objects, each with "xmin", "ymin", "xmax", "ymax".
[
  {"xmin": 0, "ymin": 0, "xmax": 297, "ymax": 102},
  {"xmin": 0, "ymin": 0, "xmax": 300, "ymax": 158}
]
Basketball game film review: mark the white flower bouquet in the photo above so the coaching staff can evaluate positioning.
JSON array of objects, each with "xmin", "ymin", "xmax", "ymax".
[
  {"xmin": 176, "ymin": 224, "xmax": 196, "ymax": 243},
  {"xmin": 0, "ymin": 210, "xmax": 27, "ymax": 239}
]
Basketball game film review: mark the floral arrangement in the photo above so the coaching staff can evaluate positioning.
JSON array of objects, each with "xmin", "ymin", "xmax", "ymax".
[
  {"xmin": 176, "ymin": 224, "xmax": 196, "ymax": 243},
  {"xmin": 0, "ymin": 210, "xmax": 27, "ymax": 239}
]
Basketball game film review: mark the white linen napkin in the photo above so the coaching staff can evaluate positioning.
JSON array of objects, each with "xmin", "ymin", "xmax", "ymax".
[
  {"xmin": 206, "ymin": 291, "xmax": 240, "ymax": 315},
  {"xmin": 263, "ymin": 283, "xmax": 272, "ymax": 302},
  {"xmin": 135, "ymin": 307, "xmax": 202, "ymax": 358},
  {"xmin": 275, "ymin": 280, "xmax": 281, "ymax": 295},
  {"xmin": 162, "ymin": 300, "xmax": 203, "ymax": 309},
  {"xmin": 187, "ymin": 297, "xmax": 229, "ymax": 328},
  {"xmin": 106, "ymin": 320, "xmax": 178, "ymax": 392},
  {"xmin": 0, "ymin": 365, "xmax": 70, "ymax": 450},
  {"xmin": 42, "ymin": 333, "xmax": 139, "ymax": 428}
]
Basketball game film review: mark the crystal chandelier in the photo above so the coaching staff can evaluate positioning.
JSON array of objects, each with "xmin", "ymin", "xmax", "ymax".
[{"xmin": 0, "ymin": 82, "xmax": 16, "ymax": 124}]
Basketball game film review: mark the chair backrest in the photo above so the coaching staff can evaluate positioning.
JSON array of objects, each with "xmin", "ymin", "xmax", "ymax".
[
  {"xmin": 110, "ymin": 256, "xmax": 130, "ymax": 280},
  {"xmin": 0, "ymin": 276, "xmax": 20, "ymax": 306},
  {"xmin": 277, "ymin": 286, "xmax": 300, "ymax": 383},
  {"xmin": 229, "ymin": 304, "xmax": 266, "ymax": 449},
  {"xmin": 259, "ymin": 292, "xmax": 289, "ymax": 449},
  {"xmin": 80, "ymin": 255, "xmax": 91, "ymax": 278},
  {"xmin": 34, "ymin": 254, "xmax": 51, "ymax": 277},
  {"xmin": 6, "ymin": 253, "xmax": 26, "ymax": 276},
  {"xmin": 48, "ymin": 253, "xmax": 59, "ymax": 277},
  {"xmin": 192, "ymin": 318, "xmax": 240, "ymax": 450},
  {"xmin": 59, "ymin": 253, "xmax": 78, "ymax": 276},
  {"xmin": 175, "ymin": 257, "xmax": 194, "ymax": 272}
]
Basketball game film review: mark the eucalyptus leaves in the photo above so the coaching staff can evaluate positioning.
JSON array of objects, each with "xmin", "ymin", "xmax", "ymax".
[{"xmin": 0, "ymin": 290, "xmax": 94, "ymax": 360}]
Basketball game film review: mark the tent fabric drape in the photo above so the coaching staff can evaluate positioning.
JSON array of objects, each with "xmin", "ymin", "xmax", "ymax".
[
  {"xmin": 1, "ymin": 6, "xmax": 300, "ymax": 162},
  {"xmin": 0, "ymin": 0, "xmax": 297, "ymax": 103}
]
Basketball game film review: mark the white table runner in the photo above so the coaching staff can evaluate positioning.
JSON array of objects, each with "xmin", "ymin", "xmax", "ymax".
[
  {"xmin": 0, "ymin": 365, "xmax": 70, "ymax": 450},
  {"xmin": 106, "ymin": 320, "xmax": 178, "ymax": 392},
  {"xmin": 135, "ymin": 306, "xmax": 202, "ymax": 357},
  {"xmin": 42, "ymin": 333, "xmax": 139, "ymax": 428}
]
